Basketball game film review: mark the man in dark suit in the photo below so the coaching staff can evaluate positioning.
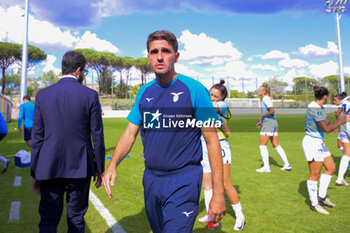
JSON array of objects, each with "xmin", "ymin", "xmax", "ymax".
[{"xmin": 31, "ymin": 50, "xmax": 105, "ymax": 233}]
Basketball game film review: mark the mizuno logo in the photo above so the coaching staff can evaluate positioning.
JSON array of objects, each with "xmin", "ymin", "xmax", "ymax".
[
  {"xmin": 182, "ymin": 211, "xmax": 194, "ymax": 217},
  {"xmin": 170, "ymin": 92, "xmax": 184, "ymax": 102},
  {"xmin": 146, "ymin": 97, "xmax": 153, "ymax": 102}
]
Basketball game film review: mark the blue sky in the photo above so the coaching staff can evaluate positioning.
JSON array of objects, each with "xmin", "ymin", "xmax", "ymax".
[{"xmin": 0, "ymin": 0, "xmax": 349, "ymax": 92}]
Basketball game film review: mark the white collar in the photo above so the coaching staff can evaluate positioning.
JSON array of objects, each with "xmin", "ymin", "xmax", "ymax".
[{"xmin": 60, "ymin": 75, "xmax": 77, "ymax": 80}]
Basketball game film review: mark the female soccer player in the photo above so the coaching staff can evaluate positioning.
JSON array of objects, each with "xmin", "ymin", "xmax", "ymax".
[
  {"xmin": 336, "ymin": 92, "xmax": 350, "ymax": 186},
  {"xmin": 256, "ymin": 84, "xmax": 291, "ymax": 172},
  {"xmin": 198, "ymin": 80, "xmax": 245, "ymax": 231},
  {"xmin": 303, "ymin": 86, "xmax": 348, "ymax": 214},
  {"xmin": 334, "ymin": 93, "xmax": 347, "ymax": 157}
]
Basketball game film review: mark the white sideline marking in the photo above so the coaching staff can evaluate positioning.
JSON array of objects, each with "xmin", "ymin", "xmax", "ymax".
[
  {"xmin": 8, "ymin": 201, "xmax": 20, "ymax": 222},
  {"xmin": 13, "ymin": 176, "xmax": 22, "ymax": 186},
  {"xmin": 89, "ymin": 190, "xmax": 126, "ymax": 233}
]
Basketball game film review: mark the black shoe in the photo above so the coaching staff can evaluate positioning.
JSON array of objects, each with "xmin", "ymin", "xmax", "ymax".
[{"xmin": 1, "ymin": 160, "xmax": 10, "ymax": 173}]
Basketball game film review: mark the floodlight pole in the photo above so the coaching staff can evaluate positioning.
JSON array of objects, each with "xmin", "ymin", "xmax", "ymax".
[
  {"xmin": 20, "ymin": 0, "xmax": 29, "ymax": 104},
  {"xmin": 326, "ymin": 0, "xmax": 347, "ymax": 92},
  {"xmin": 336, "ymin": 12, "xmax": 345, "ymax": 92}
]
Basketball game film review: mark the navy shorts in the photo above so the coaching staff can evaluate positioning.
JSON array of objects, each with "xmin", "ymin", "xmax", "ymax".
[
  {"xmin": 24, "ymin": 127, "xmax": 32, "ymax": 141},
  {"xmin": 0, "ymin": 133, "xmax": 6, "ymax": 141},
  {"xmin": 143, "ymin": 165, "xmax": 203, "ymax": 233}
]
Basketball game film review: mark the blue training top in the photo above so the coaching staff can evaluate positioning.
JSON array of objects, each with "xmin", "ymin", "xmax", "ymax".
[
  {"xmin": 18, "ymin": 102, "xmax": 35, "ymax": 129},
  {"xmin": 305, "ymin": 101, "xmax": 327, "ymax": 139},
  {"xmin": 340, "ymin": 96, "xmax": 350, "ymax": 133},
  {"xmin": 128, "ymin": 73, "xmax": 219, "ymax": 172},
  {"xmin": 0, "ymin": 112, "xmax": 8, "ymax": 134},
  {"xmin": 261, "ymin": 96, "xmax": 276, "ymax": 126}
]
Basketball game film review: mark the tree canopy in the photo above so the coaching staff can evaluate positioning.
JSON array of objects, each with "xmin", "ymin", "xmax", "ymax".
[
  {"xmin": 0, "ymin": 42, "xmax": 46, "ymax": 94},
  {"xmin": 134, "ymin": 57, "xmax": 153, "ymax": 85},
  {"xmin": 0, "ymin": 42, "xmax": 21, "ymax": 94}
]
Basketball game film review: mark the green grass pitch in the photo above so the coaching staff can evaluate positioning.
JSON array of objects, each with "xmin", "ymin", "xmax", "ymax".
[{"xmin": 0, "ymin": 114, "xmax": 349, "ymax": 233}]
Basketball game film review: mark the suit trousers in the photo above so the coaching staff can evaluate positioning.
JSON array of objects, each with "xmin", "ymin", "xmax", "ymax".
[{"xmin": 38, "ymin": 178, "xmax": 91, "ymax": 233}]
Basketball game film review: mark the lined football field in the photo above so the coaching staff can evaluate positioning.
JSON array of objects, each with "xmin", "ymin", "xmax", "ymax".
[{"xmin": 0, "ymin": 115, "xmax": 349, "ymax": 233}]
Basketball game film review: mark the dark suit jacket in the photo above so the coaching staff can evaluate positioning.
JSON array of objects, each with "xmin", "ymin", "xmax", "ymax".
[{"xmin": 31, "ymin": 77, "xmax": 105, "ymax": 180}]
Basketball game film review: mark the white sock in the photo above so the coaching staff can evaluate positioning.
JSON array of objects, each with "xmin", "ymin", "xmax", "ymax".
[
  {"xmin": 0, "ymin": 156, "xmax": 8, "ymax": 163},
  {"xmin": 307, "ymin": 180, "xmax": 318, "ymax": 207},
  {"xmin": 275, "ymin": 145, "xmax": 289, "ymax": 166},
  {"xmin": 337, "ymin": 155, "xmax": 350, "ymax": 181},
  {"xmin": 340, "ymin": 147, "xmax": 344, "ymax": 154},
  {"xmin": 204, "ymin": 189, "xmax": 213, "ymax": 214},
  {"xmin": 232, "ymin": 202, "xmax": 244, "ymax": 218},
  {"xmin": 319, "ymin": 174, "xmax": 332, "ymax": 199},
  {"xmin": 259, "ymin": 145, "xmax": 270, "ymax": 168}
]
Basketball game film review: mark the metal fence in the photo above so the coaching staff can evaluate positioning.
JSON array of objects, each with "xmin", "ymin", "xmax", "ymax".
[{"xmin": 0, "ymin": 93, "xmax": 12, "ymax": 121}]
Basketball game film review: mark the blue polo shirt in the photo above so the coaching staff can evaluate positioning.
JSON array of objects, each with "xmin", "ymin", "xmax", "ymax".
[
  {"xmin": 127, "ymin": 74, "xmax": 219, "ymax": 172},
  {"xmin": 18, "ymin": 101, "xmax": 35, "ymax": 129},
  {"xmin": 0, "ymin": 112, "xmax": 8, "ymax": 134}
]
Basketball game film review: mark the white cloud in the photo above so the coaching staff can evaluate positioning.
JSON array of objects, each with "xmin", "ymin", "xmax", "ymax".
[
  {"xmin": 41, "ymin": 54, "xmax": 61, "ymax": 75},
  {"xmin": 74, "ymin": 31, "xmax": 120, "ymax": 54},
  {"xmin": 344, "ymin": 66, "xmax": 350, "ymax": 77},
  {"xmin": 251, "ymin": 64, "xmax": 278, "ymax": 71},
  {"xmin": 261, "ymin": 50, "xmax": 289, "ymax": 60},
  {"xmin": 178, "ymin": 30, "xmax": 242, "ymax": 66},
  {"xmin": 175, "ymin": 63, "xmax": 203, "ymax": 78},
  {"xmin": 298, "ymin": 41, "xmax": 338, "ymax": 58},
  {"xmin": 0, "ymin": 6, "xmax": 78, "ymax": 48},
  {"xmin": 247, "ymin": 57, "xmax": 254, "ymax": 62},
  {"xmin": 280, "ymin": 68, "xmax": 307, "ymax": 90},
  {"xmin": 208, "ymin": 60, "xmax": 257, "ymax": 79},
  {"xmin": 279, "ymin": 58, "xmax": 309, "ymax": 70},
  {"xmin": 0, "ymin": 6, "xmax": 119, "ymax": 53},
  {"xmin": 308, "ymin": 60, "xmax": 338, "ymax": 78}
]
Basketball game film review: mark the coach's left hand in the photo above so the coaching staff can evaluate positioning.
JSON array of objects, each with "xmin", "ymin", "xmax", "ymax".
[
  {"xmin": 208, "ymin": 193, "xmax": 226, "ymax": 223},
  {"xmin": 32, "ymin": 179, "xmax": 40, "ymax": 195},
  {"xmin": 94, "ymin": 173, "xmax": 103, "ymax": 188}
]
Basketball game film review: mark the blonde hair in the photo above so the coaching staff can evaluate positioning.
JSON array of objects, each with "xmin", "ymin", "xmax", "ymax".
[{"xmin": 261, "ymin": 84, "xmax": 271, "ymax": 97}]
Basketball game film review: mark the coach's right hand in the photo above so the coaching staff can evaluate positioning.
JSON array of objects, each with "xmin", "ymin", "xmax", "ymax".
[{"xmin": 102, "ymin": 163, "xmax": 117, "ymax": 199}]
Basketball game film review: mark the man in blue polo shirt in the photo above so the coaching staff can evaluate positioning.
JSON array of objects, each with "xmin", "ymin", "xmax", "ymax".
[
  {"xmin": 18, "ymin": 95, "xmax": 34, "ymax": 147},
  {"xmin": 103, "ymin": 30, "xmax": 226, "ymax": 232},
  {"xmin": 0, "ymin": 112, "xmax": 10, "ymax": 173}
]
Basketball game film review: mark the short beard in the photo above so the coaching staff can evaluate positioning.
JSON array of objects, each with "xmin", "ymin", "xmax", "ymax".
[{"xmin": 78, "ymin": 72, "xmax": 84, "ymax": 84}]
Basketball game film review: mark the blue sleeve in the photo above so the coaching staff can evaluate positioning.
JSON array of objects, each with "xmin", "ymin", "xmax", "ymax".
[
  {"xmin": 90, "ymin": 91, "xmax": 105, "ymax": 174},
  {"xmin": 31, "ymin": 93, "xmax": 44, "ymax": 178},
  {"xmin": 18, "ymin": 105, "xmax": 23, "ymax": 128},
  {"xmin": 127, "ymin": 86, "xmax": 146, "ymax": 126},
  {"xmin": 191, "ymin": 83, "xmax": 219, "ymax": 122},
  {"xmin": 0, "ymin": 113, "xmax": 7, "ymax": 134},
  {"xmin": 217, "ymin": 101, "xmax": 228, "ymax": 117}
]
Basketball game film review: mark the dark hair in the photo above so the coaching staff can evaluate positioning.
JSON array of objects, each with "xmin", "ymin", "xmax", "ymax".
[
  {"xmin": 62, "ymin": 50, "xmax": 86, "ymax": 75},
  {"xmin": 23, "ymin": 95, "xmax": 30, "ymax": 101},
  {"xmin": 147, "ymin": 30, "xmax": 178, "ymax": 52},
  {"xmin": 335, "ymin": 91, "xmax": 347, "ymax": 100},
  {"xmin": 313, "ymin": 86, "xmax": 329, "ymax": 100},
  {"xmin": 211, "ymin": 80, "xmax": 227, "ymax": 100}
]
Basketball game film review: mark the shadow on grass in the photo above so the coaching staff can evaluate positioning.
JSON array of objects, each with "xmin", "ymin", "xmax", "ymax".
[
  {"xmin": 256, "ymin": 156, "xmax": 281, "ymax": 168},
  {"xmin": 108, "ymin": 207, "xmax": 151, "ymax": 233},
  {"xmin": 269, "ymin": 156, "xmax": 281, "ymax": 168},
  {"xmin": 298, "ymin": 180, "xmax": 309, "ymax": 206}
]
